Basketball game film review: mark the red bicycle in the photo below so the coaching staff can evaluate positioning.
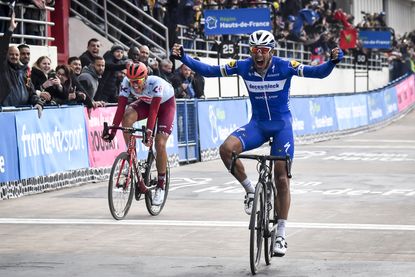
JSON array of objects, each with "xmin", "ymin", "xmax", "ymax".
[{"xmin": 103, "ymin": 122, "xmax": 170, "ymax": 219}]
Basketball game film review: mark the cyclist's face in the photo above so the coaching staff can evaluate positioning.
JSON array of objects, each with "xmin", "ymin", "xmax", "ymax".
[
  {"xmin": 129, "ymin": 77, "xmax": 146, "ymax": 93},
  {"xmin": 250, "ymin": 46, "xmax": 273, "ymax": 71}
]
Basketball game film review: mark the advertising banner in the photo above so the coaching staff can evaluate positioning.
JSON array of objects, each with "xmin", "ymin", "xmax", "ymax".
[
  {"xmin": 15, "ymin": 107, "xmax": 89, "ymax": 179},
  {"xmin": 334, "ymin": 94, "xmax": 368, "ymax": 130},
  {"xmin": 291, "ymin": 97, "xmax": 313, "ymax": 136},
  {"xmin": 198, "ymin": 99, "xmax": 248, "ymax": 151},
  {"xmin": 85, "ymin": 107, "xmax": 126, "ymax": 167},
  {"xmin": 203, "ymin": 8, "xmax": 271, "ymax": 35},
  {"xmin": 291, "ymin": 96, "xmax": 338, "ymax": 136},
  {"xmin": 395, "ymin": 75, "xmax": 415, "ymax": 112},
  {"xmin": 0, "ymin": 113, "xmax": 19, "ymax": 182},
  {"xmin": 367, "ymin": 90, "xmax": 386, "ymax": 124},
  {"xmin": 383, "ymin": 86, "xmax": 398, "ymax": 117},
  {"xmin": 359, "ymin": 30, "xmax": 392, "ymax": 49}
]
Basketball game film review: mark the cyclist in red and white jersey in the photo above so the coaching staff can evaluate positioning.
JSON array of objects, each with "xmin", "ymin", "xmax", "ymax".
[{"xmin": 102, "ymin": 62, "xmax": 176, "ymax": 205}]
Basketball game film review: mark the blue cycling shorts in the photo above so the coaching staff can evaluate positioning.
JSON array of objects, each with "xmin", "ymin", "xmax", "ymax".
[{"xmin": 230, "ymin": 112, "xmax": 294, "ymax": 159}]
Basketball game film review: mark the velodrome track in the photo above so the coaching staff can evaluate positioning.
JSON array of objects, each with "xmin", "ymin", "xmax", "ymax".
[{"xmin": 0, "ymin": 109, "xmax": 414, "ymax": 277}]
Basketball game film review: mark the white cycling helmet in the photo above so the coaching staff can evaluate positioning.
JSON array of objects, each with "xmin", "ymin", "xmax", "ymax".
[{"xmin": 249, "ymin": 30, "xmax": 276, "ymax": 49}]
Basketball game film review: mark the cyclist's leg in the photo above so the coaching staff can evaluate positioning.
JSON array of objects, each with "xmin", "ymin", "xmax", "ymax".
[
  {"xmin": 270, "ymin": 114, "xmax": 294, "ymax": 255},
  {"xmin": 220, "ymin": 119, "xmax": 266, "ymax": 184},
  {"xmin": 154, "ymin": 97, "xmax": 175, "ymax": 189},
  {"xmin": 123, "ymin": 100, "xmax": 149, "ymax": 145}
]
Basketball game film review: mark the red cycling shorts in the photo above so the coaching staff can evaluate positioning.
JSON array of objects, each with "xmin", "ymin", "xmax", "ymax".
[{"xmin": 130, "ymin": 96, "xmax": 176, "ymax": 135}]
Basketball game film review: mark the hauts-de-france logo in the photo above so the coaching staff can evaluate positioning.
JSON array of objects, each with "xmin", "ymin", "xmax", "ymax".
[{"xmin": 205, "ymin": 16, "xmax": 218, "ymax": 30}]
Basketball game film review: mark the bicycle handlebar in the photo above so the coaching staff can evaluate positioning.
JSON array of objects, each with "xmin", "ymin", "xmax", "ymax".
[
  {"xmin": 103, "ymin": 122, "xmax": 148, "ymax": 143},
  {"xmin": 230, "ymin": 152, "xmax": 292, "ymax": 178}
]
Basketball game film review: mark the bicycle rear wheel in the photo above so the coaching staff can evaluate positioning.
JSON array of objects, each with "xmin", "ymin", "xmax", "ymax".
[
  {"xmin": 108, "ymin": 152, "xmax": 135, "ymax": 220},
  {"xmin": 264, "ymin": 182, "xmax": 276, "ymax": 265},
  {"xmin": 249, "ymin": 182, "xmax": 265, "ymax": 275},
  {"xmin": 145, "ymin": 154, "xmax": 170, "ymax": 216}
]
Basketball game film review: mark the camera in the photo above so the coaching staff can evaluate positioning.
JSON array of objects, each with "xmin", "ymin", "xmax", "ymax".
[
  {"xmin": 48, "ymin": 71, "xmax": 57, "ymax": 79},
  {"xmin": 148, "ymin": 58, "xmax": 156, "ymax": 66}
]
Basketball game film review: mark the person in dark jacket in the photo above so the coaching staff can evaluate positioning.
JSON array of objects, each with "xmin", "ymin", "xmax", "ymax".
[
  {"xmin": 78, "ymin": 56, "xmax": 105, "ymax": 100},
  {"xmin": 94, "ymin": 45, "xmax": 129, "ymax": 103},
  {"xmin": 0, "ymin": 10, "xmax": 42, "ymax": 112},
  {"xmin": 79, "ymin": 38, "xmax": 101, "ymax": 68}
]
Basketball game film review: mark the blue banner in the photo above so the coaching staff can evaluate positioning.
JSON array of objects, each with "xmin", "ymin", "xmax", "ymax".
[
  {"xmin": 198, "ymin": 99, "xmax": 248, "ymax": 150},
  {"xmin": 291, "ymin": 96, "xmax": 337, "ymax": 136},
  {"xmin": 383, "ymin": 86, "xmax": 398, "ymax": 117},
  {"xmin": 359, "ymin": 30, "xmax": 391, "ymax": 49},
  {"xmin": 291, "ymin": 97, "xmax": 313, "ymax": 136},
  {"xmin": 0, "ymin": 113, "xmax": 19, "ymax": 182},
  {"xmin": 15, "ymin": 107, "xmax": 89, "ymax": 179},
  {"xmin": 334, "ymin": 94, "xmax": 368, "ymax": 130},
  {"xmin": 367, "ymin": 90, "xmax": 386, "ymax": 124},
  {"xmin": 203, "ymin": 8, "xmax": 271, "ymax": 35}
]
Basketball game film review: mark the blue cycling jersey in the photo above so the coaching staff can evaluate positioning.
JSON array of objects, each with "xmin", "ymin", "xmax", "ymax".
[{"xmin": 180, "ymin": 54, "xmax": 336, "ymax": 121}]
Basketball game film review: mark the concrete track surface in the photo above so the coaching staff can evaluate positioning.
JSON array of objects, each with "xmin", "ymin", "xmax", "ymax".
[{"xmin": 1, "ymin": 110, "xmax": 414, "ymax": 277}]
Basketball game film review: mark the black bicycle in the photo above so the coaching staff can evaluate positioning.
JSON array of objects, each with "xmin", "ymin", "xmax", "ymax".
[
  {"xmin": 103, "ymin": 122, "xmax": 170, "ymax": 219},
  {"xmin": 230, "ymin": 149, "xmax": 291, "ymax": 275}
]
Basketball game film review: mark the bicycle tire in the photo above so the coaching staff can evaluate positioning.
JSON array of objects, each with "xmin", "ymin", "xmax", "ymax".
[
  {"xmin": 144, "ymin": 155, "xmax": 170, "ymax": 216},
  {"xmin": 108, "ymin": 152, "xmax": 135, "ymax": 220},
  {"xmin": 249, "ymin": 182, "xmax": 265, "ymax": 275},
  {"xmin": 264, "ymin": 182, "xmax": 276, "ymax": 265}
]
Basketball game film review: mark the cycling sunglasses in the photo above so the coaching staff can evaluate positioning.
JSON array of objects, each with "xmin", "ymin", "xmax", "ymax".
[
  {"xmin": 129, "ymin": 77, "xmax": 146, "ymax": 86},
  {"xmin": 250, "ymin": 46, "xmax": 272, "ymax": 55}
]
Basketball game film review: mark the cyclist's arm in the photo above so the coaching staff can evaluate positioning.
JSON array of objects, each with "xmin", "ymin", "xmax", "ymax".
[
  {"xmin": 289, "ymin": 59, "xmax": 336, "ymax": 79},
  {"xmin": 110, "ymin": 96, "xmax": 128, "ymax": 137},
  {"xmin": 181, "ymin": 54, "xmax": 238, "ymax": 77}
]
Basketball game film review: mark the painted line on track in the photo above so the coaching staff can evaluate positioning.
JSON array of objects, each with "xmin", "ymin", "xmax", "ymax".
[{"xmin": 0, "ymin": 218, "xmax": 414, "ymax": 231}]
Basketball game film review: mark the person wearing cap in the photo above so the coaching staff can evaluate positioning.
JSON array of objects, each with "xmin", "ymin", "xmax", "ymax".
[
  {"xmin": 94, "ymin": 44, "xmax": 129, "ymax": 103},
  {"xmin": 172, "ymin": 30, "xmax": 343, "ymax": 257}
]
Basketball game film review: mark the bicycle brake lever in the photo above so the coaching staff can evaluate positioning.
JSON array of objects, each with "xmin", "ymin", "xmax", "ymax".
[{"xmin": 103, "ymin": 122, "xmax": 109, "ymax": 134}]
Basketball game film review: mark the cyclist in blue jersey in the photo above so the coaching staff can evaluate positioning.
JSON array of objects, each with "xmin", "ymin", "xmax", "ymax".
[{"xmin": 171, "ymin": 30, "xmax": 343, "ymax": 256}]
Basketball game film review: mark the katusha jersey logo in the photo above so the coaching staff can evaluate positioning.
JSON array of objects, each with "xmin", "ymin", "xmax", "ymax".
[{"xmin": 206, "ymin": 16, "xmax": 218, "ymax": 30}]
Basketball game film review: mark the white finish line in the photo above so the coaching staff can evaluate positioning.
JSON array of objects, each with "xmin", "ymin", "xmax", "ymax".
[{"xmin": 0, "ymin": 218, "xmax": 415, "ymax": 231}]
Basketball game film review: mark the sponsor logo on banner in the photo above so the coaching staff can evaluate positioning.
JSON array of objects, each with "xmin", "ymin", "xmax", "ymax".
[{"xmin": 85, "ymin": 107, "xmax": 126, "ymax": 167}]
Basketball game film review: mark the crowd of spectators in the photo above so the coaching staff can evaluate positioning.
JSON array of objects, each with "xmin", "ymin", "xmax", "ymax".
[{"xmin": 0, "ymin": 3, "xmax": 205, "ymax": 112}]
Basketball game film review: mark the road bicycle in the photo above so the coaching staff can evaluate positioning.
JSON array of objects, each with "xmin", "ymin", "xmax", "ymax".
[
  {"xmin": 230, "ymin": 145, "xmax": 291, "ymax": 275},
  {"xmin": 103, "ymin": 122, "xmax": 170, "ymax": 220}
]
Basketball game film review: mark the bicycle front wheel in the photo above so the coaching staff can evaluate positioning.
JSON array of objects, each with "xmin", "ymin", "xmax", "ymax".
[
  {"xmin": 145, "ymin": 156, "xmax": 170, "ymax": 216},
  {"xmin": 264, "ymin": 182, "xmax": 276, "ymax": 265},
  {"xmin": 108, "ymin": 152, "xmax": 134, "ymax": 220},
  {"xmin": 249, "ymin": 182, "xmax": 265, "ymax": 275}
]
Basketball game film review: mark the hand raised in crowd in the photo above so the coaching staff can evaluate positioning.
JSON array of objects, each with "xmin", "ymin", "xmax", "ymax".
[
  {"xmin": 171, "ymin": 43, "xmax": 184, "ymax": 59},
  {"xmin": 8, "ymin": 9, "xmax": 17, "ymax": 32},
  {"xmin": 68, "ymin": 92, "xmax": 76, "ymax": 101},
  {"xmin": 330, "ymin": 47, "xmax": 344, "ymax": 64}
]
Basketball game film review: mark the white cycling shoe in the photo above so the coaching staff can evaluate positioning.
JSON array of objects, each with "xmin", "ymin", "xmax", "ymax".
[
  {"xmin": 152, "ymin": 187, "xmax": 165, "ymax": 206},
  {"xmin": 273, "ymin": 236, "xmax": 288, "ymax": 257},
  {"xmin": 244, "ymin": 192, "xmax": 255, "ymax": 215}
]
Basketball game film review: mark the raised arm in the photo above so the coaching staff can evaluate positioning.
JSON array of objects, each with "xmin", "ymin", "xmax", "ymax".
[
  {"xmin": 301, "ymin": 47, "xmax": 344, "ymax": 79},
  {"xmin": 171, "ymin": 43, "xmax": 223, "ymax": 77}
]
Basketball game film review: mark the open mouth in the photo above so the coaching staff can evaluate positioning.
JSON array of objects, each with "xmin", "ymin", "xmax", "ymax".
[{"xmin": 255, "ymin": 59, "xmax": 265, "ymax": 67}]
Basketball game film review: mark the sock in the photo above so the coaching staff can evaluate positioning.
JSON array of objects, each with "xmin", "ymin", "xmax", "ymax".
[
  {"xmin": 157, "ymin": 173, "xmax": 166, "ymax": 189},
  {"xmin": 241, "ymin": 178, "xmax": 255, "ymax": 193},
  {"xmin": 277, "ymin": 219, "xmax": 287, "ymax": 238}
]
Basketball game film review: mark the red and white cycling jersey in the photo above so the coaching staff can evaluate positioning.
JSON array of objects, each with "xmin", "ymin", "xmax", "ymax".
[{"xmin": 119, "ymin": 75, "xmax": 174, "ymax": 103}]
